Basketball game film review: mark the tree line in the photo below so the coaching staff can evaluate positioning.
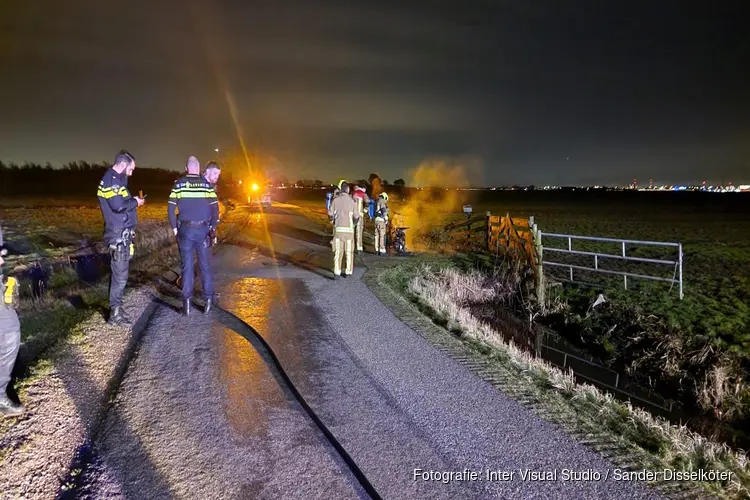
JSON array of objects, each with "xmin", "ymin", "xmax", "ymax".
[
  {"xmin": 0, "ymin": 161, "xmax": 408, "ymax": 198},
  {"xmin": 0, "ymin": 161, "xmax": 237, "ymax": 199}
]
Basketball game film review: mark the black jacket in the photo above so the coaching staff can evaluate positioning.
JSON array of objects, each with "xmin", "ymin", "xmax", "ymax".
[{"xmin": 97, "ymin": 167, "xmax": 138, "ymax": 235}]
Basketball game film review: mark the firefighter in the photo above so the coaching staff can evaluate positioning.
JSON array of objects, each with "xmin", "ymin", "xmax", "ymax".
[
  {"xmin": 168, "ymin": 156, "xmax": 220, "ymax": 315},
  {"xmin": 352, "ymin": 185, "xmax": 370, "ymax": 252},
  {"xmin": 97, "ymin": 150, "xmax": 146, "ymax": 327},
  {"xmin": 0, "ymin": 223, "xmax": 24, "ymax": 418},
  {"xmin": 327, "ymin": 182, "xmax": 358, "ymax": 279},
  {"xmin": 374, "ymin": 191, "xmax": 389, "ymax": 255}
]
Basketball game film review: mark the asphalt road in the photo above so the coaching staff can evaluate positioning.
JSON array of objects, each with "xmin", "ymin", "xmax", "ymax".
[{"xmin": 78, "ymin": 205, "xmax": 663, "ymax": 500}]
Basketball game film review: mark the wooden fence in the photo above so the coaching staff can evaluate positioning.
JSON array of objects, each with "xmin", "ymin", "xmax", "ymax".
[{"xmin": 443, "ymin": 212, "xmax": 545, "ymax": 303}]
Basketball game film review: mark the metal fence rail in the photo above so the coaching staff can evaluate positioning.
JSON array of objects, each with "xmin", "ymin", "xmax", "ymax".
[{"xmin": 540, "ymin": 232, "xmax": 684, "ymax": 299}]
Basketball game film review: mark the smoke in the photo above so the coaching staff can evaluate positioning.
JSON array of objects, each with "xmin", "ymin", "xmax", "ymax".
[
  {"xmin": 392, "ymin": 157, "xmax": 483, "ymax": 252},
  {"xmin": 371, "ymin": 177, "xmax": 383, "ymax": 200}
]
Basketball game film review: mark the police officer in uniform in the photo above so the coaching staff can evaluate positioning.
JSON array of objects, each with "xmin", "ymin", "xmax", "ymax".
[
  {"xmin": 203, "ymin": 161, "xmax": 222, "ymax": 246},
  {"xmin": 168, "ymin": 156, "xmax": 220, "ymax": 315},
  {"xmin": 97, "ymin": 150, "xmax": 145, "ymax": 327},
  {"xmin": 0, "ymin": 223, "xmax": 24, "ymax": 417}
]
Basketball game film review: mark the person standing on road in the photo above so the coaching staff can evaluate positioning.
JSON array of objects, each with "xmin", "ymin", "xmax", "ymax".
[
  {"xmin": 203, "ymin": 161, "xmax": 222, "ymax": 246},
  {"xmin": 327, "ymin": 182, "xmax": 358, "ymax": 279},
  {"xmin": 168, "ymin": 156, "xmax": 220, "ymax": 316},
  {"xmin": 97, "ymin": 150, "xmax": 146, "ymax": 327},
  {"xmin": 374, "ymin": 192, "xmax": 389, "ymax": 256},
  {"xmin": 0, "ymin": 223, "xmax": 24, "ymax": 418},
  {"xmin": 352, "ymin": 185, "xmax": 369, "ymax": 253}
]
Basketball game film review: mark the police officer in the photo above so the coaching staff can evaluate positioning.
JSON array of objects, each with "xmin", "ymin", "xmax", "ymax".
[
  {"xmin": 168, "ymin": 156, "xmax": 220, "ymax": 315},
  {"xmin": 204, "ymin": 161, "xmax": 221, "ymax": 189},
  {"xmin": 203, "ymin": 161, "xmax": 222, "ymax": 246},
  {"xmin": 97, "ymin": 150, "xmax": 145, "ymax": 327},
  {"xmin": 327, "ymin": 182, "xmax": 358, "ymax": 279},
  {"xmin": 0, "ymin": 223, "xmax": 24, "ymax": 418}
]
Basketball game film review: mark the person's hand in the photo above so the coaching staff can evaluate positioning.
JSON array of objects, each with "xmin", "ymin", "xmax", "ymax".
[
  {"xmin": 172, "ymin": 227, "xmax": 178, "ymax": 236},
  {"xmin": 135, "ymin": 196, "xmax": 145, "ymax": 207},
  {"xmin": 0, "ymin": 255, "xmax": 4, "ymax": 267}
]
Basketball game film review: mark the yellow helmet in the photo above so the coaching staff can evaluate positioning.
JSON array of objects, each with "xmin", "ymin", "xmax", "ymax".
[
  {"xmin": 380, "ymin": 192, "xmax": 389, "ymax": 201},
  {"xmin": 337, "ymin": 179, "xmax": 346, "ymax": 189}
]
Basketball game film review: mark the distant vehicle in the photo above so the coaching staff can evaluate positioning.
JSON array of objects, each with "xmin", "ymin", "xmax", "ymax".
[{"xmin": 247, "ymin": 181, "xmax": 272, "ymax": 207}]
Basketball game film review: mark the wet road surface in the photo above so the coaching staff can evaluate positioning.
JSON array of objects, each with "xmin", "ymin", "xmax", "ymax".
[{"xmin": 79, "ymin": 205, "xmax": 663, "ymax": 499}]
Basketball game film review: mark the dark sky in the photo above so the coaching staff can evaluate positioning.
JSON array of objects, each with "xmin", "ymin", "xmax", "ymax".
[{"xmin": 1, "ymin": 0, "xmax": 748, "ymax": 186}]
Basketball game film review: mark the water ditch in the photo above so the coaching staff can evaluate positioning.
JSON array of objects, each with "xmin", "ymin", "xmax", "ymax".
[{"xmin": 468, "ymin": 301, "xmax": 748, "ymax": 449}]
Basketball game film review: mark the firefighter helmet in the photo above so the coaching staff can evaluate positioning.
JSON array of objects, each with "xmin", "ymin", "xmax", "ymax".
[{"xmin": 380, "ymin": 192, "xmax": 389, "ymax": 201}]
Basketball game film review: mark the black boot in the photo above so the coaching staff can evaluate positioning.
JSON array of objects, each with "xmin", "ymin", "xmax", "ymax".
[
  {"xmin": 108, "ymin": 307, "xmax": 132, "ymax": 327},
  {"xmin": 204, "ymin": 297, "xmax": 213, "ymax": 315},
  {"xmin": 0, "ymin": 397, "xmax": 24, "ymax": 418},
  {"xmin": 119, "ymin": 307, "xmax": 133, "ymax": 324},
  {"xmin": 182, "ymin": 299, "xmax": 192, "ymax": 316}
]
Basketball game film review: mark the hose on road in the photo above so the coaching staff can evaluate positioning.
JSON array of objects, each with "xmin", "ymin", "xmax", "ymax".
[{"xmin": 156, "ymin": 279, "xmax": 382, "ymax": 500}]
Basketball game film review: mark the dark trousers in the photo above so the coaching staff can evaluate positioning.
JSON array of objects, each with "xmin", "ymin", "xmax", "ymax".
[
  {"xmin": 109, "ymin": 257, "xmax": 130, "ymax": 309},
  {"xmin": 106, "ymin": 228, "xmax": 132, "ymax": 309},
  {"xmin": 178, "ymin": 225, "xmax": 213, "ymax": 300},
  {"xmin": 0, "ymin": 306, "xmax": 21, "ymax": 396}
]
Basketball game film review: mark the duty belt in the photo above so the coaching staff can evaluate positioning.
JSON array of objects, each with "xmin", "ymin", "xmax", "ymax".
[{"xmin": 180, "ymin": 220, "xmax": 209, "ymax": 226}]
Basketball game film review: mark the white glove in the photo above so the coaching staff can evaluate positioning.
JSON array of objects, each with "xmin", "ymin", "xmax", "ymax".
[{"xmin": 173, "ymin": 228, "xmax": 178, "ymax": 236}]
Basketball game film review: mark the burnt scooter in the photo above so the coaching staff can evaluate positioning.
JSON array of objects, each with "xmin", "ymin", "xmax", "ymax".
[
  {"xmin": 388, "ymin": 227, "xmax": 409, "ymax": 255},
  {"xmin": 392, "ymin": 226, "xmax": 408, "ymax": 255}
]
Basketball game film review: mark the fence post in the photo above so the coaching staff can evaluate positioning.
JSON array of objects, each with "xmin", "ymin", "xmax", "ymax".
[
  {"xmin": 532, "ymin": 221, "xmax": 545, "ymax": 308},
  {"xmin": 485, "ymin": 211, "xmax": 491, "ymax": 253},
  {"xmin": 621, "ymin": 241, "xmax": 628, "ymax": 290},
  {"xmin": 678, "ymin": 242, "xmax": 684, "ymax": 300}
]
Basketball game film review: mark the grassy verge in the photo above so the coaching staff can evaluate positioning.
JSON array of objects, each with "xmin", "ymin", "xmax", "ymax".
[{"xmin": 363, "ymin": 255, "xmax": 749, "ymax": 500}]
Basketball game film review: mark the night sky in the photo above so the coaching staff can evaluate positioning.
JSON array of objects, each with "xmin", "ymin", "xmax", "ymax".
[{"xmin": 1, "ymin": 1, "xmax": 748, "ymax": 186}]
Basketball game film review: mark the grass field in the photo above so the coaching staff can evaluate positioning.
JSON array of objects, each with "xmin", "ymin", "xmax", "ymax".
[{"xmin": 0, "ymin": 199, "xmax": 173, "ymax": 263}]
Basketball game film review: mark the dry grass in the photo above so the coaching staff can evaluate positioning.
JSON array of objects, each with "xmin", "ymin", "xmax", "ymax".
[
  {"xmin": 0, "ymin": 202, "xmax": 173, "ymax": 265},
  {"xmin": 407, "ymin": 263, "xmax": 750, "ymax": 498}
]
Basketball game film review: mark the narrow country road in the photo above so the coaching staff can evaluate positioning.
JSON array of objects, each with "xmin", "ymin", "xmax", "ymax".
[{"xmin": 76, "ymin": 204, "xmax": 662, "ymax": 500}]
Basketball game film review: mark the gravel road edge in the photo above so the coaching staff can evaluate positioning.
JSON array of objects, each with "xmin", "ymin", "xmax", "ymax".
[{"xmin": 0, "ymin": 287, "xmax": 159, "ymax": 499}]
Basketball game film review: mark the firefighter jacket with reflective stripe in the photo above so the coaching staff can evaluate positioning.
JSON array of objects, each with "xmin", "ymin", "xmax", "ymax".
[
  {"xmin": 328, "ymin": 193, "xmax": 358, "ymax": 234},
  {"xmin": 97, "ymin": 167, "xmax": 138, "ymax": 232},
  {"xmin": 167, "ymin": 174, "xmax": 220, "ymax": 230},
  {"xmin": 374, "ymin": 198, "xmax": 389, "ymax": 222}
]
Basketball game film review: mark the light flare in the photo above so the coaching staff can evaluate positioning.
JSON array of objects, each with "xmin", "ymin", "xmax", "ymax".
[{"xmin": 188, "ymin": 0, "xmax": 289, "ymax": 303}]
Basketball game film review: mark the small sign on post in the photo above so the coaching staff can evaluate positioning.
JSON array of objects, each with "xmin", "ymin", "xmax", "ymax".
[{"xmin": 463, "ymin": 205, "xmax": 473, "ymax": 214}]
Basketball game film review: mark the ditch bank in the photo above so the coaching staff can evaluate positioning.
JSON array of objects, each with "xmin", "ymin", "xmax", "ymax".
[{"xmin": 368, "ymin": 258, "xmax": 749, "ymax": 500}]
